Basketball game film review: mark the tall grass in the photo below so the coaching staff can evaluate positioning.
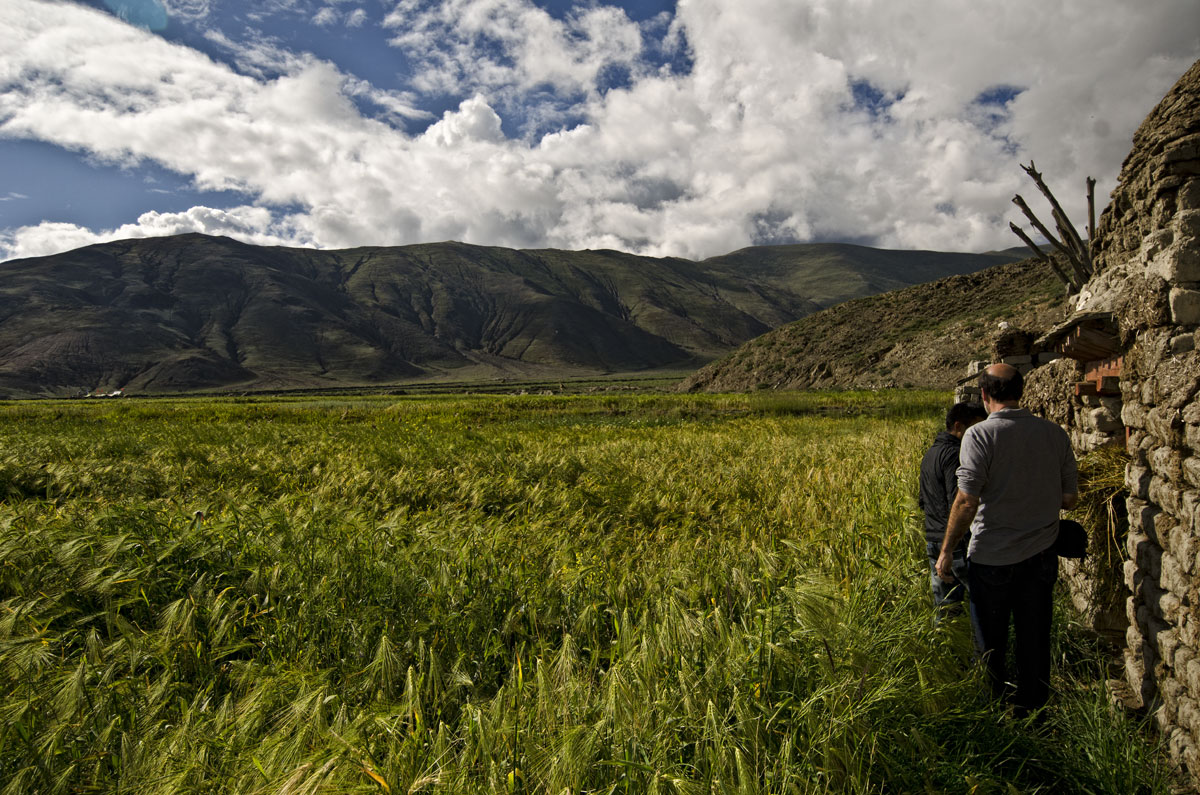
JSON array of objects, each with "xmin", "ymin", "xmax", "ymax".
[
  {"xmin": 0, "ymin": 391, "xmax": 1169, "ymax": 793},
  {"xmin": 1065, "ymin": 444, "xmax": 1133, "ymax": 626}
]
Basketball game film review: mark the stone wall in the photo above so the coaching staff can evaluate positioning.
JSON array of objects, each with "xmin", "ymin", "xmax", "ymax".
[
  {"xmin": 942, "ymin": 60, "xmax": 1199, "ymax": 776},
  {"xmin": 1023, "ymin": 357, "xmax": 1126, "ymax": 454},
  {"xmin": 1073, "ymin": 60, "xmax": 1200, "ymax": 778},
  {"xmin": 1021, "ymin": 358, "xmax": 1130, "ymax": 638},
  {"xmin": 1121, "ymin": 333, "xmax": 1200, "ymax": 772},
  {"xmin": 955, "ymin": 59, "xmax": 1200, "ymax": 779}
]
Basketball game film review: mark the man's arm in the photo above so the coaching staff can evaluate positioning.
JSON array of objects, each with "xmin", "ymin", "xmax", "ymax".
[
  {"xmin": 936, "ymin": 491, "xmax": 980, "ymax": 582},
  {"xmin": 1061, "ymin": 437, "xmax": 1079, "ymax": 511}
]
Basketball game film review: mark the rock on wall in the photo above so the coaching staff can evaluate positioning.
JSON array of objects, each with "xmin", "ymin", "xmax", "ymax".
[
  {"xmin": 1080, "ymin": 59, "xmax": 1200, "ymax": 778},
  {"xmin": 1022, "ymin": 357, "xmax": 1078, "ymax": 427},
  {"xmin": 1023, "ymin": 358, "xmax": 1131, "ymax": 636}
]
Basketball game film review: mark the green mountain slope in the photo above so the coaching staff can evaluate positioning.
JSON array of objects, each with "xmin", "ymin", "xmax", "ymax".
[
  {"xmin": 0, "ymin": 234, "xmax": 1021, "ymax": 397},
  {"xmin": 679, "ymin": 257, "xmax": 1067, "ymax": 392}
]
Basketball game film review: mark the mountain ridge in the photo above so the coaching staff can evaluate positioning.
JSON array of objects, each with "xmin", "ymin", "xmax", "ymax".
[
  {"xmin": 679, "ymin": 256, "xmax": 1067, "ymax": 393},
  {"xmin": 0, "ymin": 233, "xmax": 1022, "ymax": 397}
]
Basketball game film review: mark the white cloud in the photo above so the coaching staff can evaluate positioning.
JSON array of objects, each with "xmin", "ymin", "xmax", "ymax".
[
  {"xmin": 0, "ymin": 205, "xmax": 302, "ymax": 261},
  {"xmin": 422, "ymin": 95, "xmax": 505, "ymax": 146},
  {"xmin": 0, "ymin": 222, "xmax": 112, "ymax": 260},
  {"xmin": 383, "ymin": 0, "xmax": 645, "ymax": 117},
  {"xmin": 202, "ymin": 29, "xmax": 318, "ymax": 79},
  {"xmin": 1, "ymin": 0, "xmax": 1197, "ymax": 263},
  {"xmin": 309, "ymin": 5, "xmax": 369, "ymax": 29},
  {"xmin": 163, "ymin": 0, "xmax": 212, "ymax": 21},
  {"xmin": 343, "ymin": 77, "xmax": 432, "ymax": 123}
]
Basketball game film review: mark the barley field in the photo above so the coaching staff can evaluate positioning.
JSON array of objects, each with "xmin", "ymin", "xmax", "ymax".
[{"xmin": 0, "ymin": 391, "xmax": 1169, "ymax": 793}]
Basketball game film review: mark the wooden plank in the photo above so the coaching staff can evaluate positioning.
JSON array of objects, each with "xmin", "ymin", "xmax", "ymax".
[{"xmin": 1063, "ymin": 342, "xmax": 1113, "ymax": 361}]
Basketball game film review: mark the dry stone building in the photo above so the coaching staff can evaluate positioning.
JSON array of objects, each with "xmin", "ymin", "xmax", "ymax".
[{"xmin": 990, "ymin": 59, "xmax": 1200, "ymax": 780}]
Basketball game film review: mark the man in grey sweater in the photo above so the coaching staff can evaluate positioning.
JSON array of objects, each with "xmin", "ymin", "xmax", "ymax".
[{"xmin": 936, "ymin": 363, "xmax": 1078, "ymax": 716}]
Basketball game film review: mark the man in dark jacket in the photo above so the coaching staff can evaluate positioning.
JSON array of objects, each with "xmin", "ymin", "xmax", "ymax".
[{"xmin": 919, "ymin": 401, "xmax": 987, "ymax": 620}]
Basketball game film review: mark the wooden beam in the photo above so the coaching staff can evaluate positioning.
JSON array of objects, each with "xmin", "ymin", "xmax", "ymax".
[
  {"xmin": 1022, "ymin": 161, "xmax": 1078, "ymax": 240},
  {"xmin": 1009, "ymin": 222, "xmax": 1074, "ymax": 287},
  {"xmin": 1086, "ymin": 176, "xmax": 1097, "ymax": 256},
  {"xmin": 1020, "ymin": 161, "xmax": 1093, "ymax": 277},
  {"xmin": 1052, "ymin": 205, "xmax": 1092, "ymax": 276},
  {"xmin": 1013, "ymin": 194, "xmax": 1089, "ymax": 284}
]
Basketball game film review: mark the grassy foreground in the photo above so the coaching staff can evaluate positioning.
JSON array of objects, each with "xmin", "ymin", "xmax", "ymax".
[{"xmin": 0, "ymin": 391, "xmax": 1168, "ymax": 793}]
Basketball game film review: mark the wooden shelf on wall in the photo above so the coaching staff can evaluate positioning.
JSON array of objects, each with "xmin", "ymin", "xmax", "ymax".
[
  {"xmin": 1074, "ymin": 358, "xmax": 1123, "ymax": 397},
  {"xmin": 1035, "ymin": 311, "xmax": 1121, "ymax": 363},
  {"xmin": 1062, "ymin": 324, "xmax": 1121, "ymax": 361}
]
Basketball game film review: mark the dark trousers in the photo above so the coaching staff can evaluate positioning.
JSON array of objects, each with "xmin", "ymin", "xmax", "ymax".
[{"xmin": 968, "ymin": 548, "xmax": 1058, "ymax": 712}]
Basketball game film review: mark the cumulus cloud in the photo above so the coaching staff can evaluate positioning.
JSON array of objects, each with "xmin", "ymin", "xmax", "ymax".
[
  {"xmin": 422, "ymin": 95, "xmax": 506, "ymax": 146},
  {"xmin": 383, "ymin": 0, "xmax": 646, "ymax": 122},
  {"xmin": 0, "ymin": 0, "xmax": 1197, "ymax": 262}
]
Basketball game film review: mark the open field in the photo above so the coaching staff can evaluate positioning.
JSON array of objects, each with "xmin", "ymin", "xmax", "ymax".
[
  {"xmin": 0, "ymin": 392, "xmax": 1171, "ymax": 793},
  {"xmin": 136, "ymin": 371, "xmax": 695, "ymax": 400}
]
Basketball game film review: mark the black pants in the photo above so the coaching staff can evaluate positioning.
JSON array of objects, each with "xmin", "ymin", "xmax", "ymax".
[{"xmin": 968, "ymin": 548, "xmax": 1058, "ymax": 712}]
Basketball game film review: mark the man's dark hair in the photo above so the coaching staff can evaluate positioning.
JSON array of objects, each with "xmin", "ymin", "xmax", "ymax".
[
  {"xmin": 979, "ymin": 368, "xmax": 1024, "ymax": 402},
  {"xmin": 945, "ymin": 401, "xmax": 988, "ymax": 431}
]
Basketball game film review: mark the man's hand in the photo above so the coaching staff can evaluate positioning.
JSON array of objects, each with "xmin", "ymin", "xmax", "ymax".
[
  {"xmin": 936, "ymin": 547, "xmax": 957, "ymax": 583},
  {"xmin": 937, "ymin": 490, "xmax": 980, "ymax": 584}
]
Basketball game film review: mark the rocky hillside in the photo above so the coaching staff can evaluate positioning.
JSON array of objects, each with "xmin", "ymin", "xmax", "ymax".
[
  {"xmin": 679, "ymin": 256, "xmax": 1066, "ymax": 392},
  {"xmin": 0, "ymin": 234, "xmax": 1019, "ymax": 397}
]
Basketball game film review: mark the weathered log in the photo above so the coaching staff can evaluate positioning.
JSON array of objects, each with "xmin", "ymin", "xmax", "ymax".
[
  {"xmin": 1013, "ymin": 194, "xmax": 1089, "ymax": 284},
  {"xmin": 1087, "ymin": 176, "xmax": 1097, "ymax": 255},
  {"xmin": 1051, "ymin": 205, "xmax": 1093, "ymax": 275},
  {"xmin": 1022, "ymin": 162, "xmax": 1075, "ymax": 231},
  {"xmin": 1021, "ymin": 161, "xmax": 1092, "ymax": 274},
  {"xmin": 1009, "ymin": 221, "xmax": 1074, "ymax": 287}
]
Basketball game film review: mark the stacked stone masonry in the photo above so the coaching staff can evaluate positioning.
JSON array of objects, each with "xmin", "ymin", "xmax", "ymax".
[
  {"xmin": 1023, "ymin": 357, "xmax": 1127, "ymax": 455},
  {"xmin": 1020, "ymin": 357, "xmax": 1130, "ymax": 637},
  {"xmin": 1045, "ymin": 61, "xmax": 1200, "ymax": 781}
]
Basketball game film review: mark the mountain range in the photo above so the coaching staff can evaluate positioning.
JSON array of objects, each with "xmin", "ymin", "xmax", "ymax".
[{"xmin": 0, "ymin": 233, "xmax": 1022, "ymax": 397}]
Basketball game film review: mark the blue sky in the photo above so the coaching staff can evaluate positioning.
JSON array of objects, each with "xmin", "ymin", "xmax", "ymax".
[{"xmin": 0, "ymin": 0, "xmax": 1196, "ymax": 261}]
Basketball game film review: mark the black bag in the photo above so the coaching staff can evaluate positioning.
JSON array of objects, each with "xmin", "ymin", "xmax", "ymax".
[{"xmin": 1055, "ymin": 519, "xmax": 1088, "ymax": 559}]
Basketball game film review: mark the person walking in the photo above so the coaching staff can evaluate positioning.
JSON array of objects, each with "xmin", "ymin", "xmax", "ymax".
[
  {"xmin": 918, "ymin": 401, "xmax": 987, "ymax": 623},
  {"xmin": 936, "ymin": 363, "xmax": 1077, "ymax": 716}
]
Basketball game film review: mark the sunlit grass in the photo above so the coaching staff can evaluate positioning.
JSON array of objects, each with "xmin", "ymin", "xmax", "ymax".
[{"xmin": 0, "ymin": 391, "xmax": 1168, "ymax": 793}]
